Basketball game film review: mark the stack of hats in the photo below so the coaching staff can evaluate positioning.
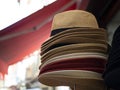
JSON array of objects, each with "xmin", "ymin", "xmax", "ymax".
[
  {"xmin": 103, "ymin": 26, "xmax": 120, "ymax": 90},
  {"xmin": 38, "ymin": 10, "xmax": 108, "ymax": 90}
]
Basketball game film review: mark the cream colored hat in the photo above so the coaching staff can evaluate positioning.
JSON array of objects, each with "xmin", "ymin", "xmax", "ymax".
[
  {"xmin": 40, "ymin": 52, "xmax": 107, "ymax": 69},
  {"xmin": 41, "ymin": 43, "xmax": 107, "ymax": 62},
  {"xmin": 41, "ymin": 28, "xmax": 108, "ymax": 54},
  {"xmin": 51, "ymin": 10, "xmax": 99, "ymax": 31}
]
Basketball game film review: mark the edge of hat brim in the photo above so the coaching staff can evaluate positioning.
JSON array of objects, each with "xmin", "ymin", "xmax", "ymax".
[{"xmin": 38, "ymin": 70, "xmax": 104, "ymax": 87}]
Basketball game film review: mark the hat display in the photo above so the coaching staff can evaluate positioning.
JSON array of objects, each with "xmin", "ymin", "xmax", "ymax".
[
  {"xmin": 40, "ymin": 56, "xmax": 106, "ymax": 74},
  {"xmin": 41, "ymin": 43, "xmax": 107, "ymax": 62},
  {"xmin": 41, "ymin": 52, "xmax": 107, "ymax": 66},
  {"xmin": 41, "ymin": 28, "xmax": 107, "ymax": 55},
  {"xmin": 38, "ymin": 10, "xmax": 108, "ymax": 89}
]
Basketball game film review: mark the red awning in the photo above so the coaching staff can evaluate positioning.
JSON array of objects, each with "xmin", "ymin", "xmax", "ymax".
[{"xmin": 0, "ymin": 0, "xmax": 89, "ymax": 75}]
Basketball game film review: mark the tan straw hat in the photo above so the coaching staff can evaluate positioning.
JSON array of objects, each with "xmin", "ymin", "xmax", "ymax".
[
  {"xmin": 40, "ymin": 52, "xmax": 107, "ymax": 69},
  {"xmin": 51, "ymin": 10, "xmax": 99, "ymax": 31},
  {"xmin": 38, "ymin": 10, "xmax": 108, "ymax": 89},
  {"xmin": 42, "ymin": 28, "xmax": 107, "ymax": 46},
  {"xmin": 41, "ymin": 28, "xmax": 108, "ymax": 54},
  {"xmin": 38, "ymin": 70, "xmax": 106, "ymax": 90},
  {"xmin": 41, "ymin": 43, "xmax": 107, "ymax": 62}
]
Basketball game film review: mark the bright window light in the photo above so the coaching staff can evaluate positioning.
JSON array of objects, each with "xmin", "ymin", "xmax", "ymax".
[
  {"xmin": 56, "ymin": 86, "xmax": 70, "ymax": 90},
  {"xmin": 0, "ymin": 0, "xmax": 56, "ymax": 30}
]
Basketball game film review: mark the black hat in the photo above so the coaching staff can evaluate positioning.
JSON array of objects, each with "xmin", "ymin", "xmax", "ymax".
[{"xmin": 103, "ymin": 25, "xmax": 120, "ymax": 90}]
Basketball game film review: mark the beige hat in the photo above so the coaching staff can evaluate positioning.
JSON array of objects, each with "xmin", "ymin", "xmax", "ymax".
[
  {"xmin": 40, "ymin": 52, "xmax": 107, "ymax": 69},
  {"xmin": 42, "ymin": 28, "xmax": 107, "ymax": 46},
  {"xmin": 38, "ymin": 10, "xmax": 108, "ymax": 89},
  {"xmin": 41, "ymin": 28, "xmax": 108, "ymax": 54},
  {"xmin": 38, "ymin": 70, "xmax": 106, "ymax": 90},
  {"xmin": 41, "ymin": 43, "xmax": 107, "ymax": 62},
  {"xmin": 51, "ymin": 10, "xmax": 99, "ymax": 31},
  {"xmin": 41, "ymin": 37, "xmax": 107, "ymax": 55}
]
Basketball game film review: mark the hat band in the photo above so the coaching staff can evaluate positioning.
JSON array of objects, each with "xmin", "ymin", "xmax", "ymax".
[{"xmin": 51, "ymin": 27, "xmax": 78, "ymax": 36}]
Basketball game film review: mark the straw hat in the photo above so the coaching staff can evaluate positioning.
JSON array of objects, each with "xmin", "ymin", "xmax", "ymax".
[
  {"xmin": 41, "ymin": 43, "xmax": 107, "ymax": 62},
  {"xmin": 38, "ymin": 70, "xmax": 106, "ymax": 90},
  {"xmin": 43, "ymin": 28, "xmax": 107, "ymax": 46},
  {"xmin": 51, "ymin": 10, "xmax": 99, "ymax": 32},
  {"xmin": 38, "ymin": 10, "xmax": 108, "ymax": 89},
  {"xmin": 41, "ymin": 28, "xmax": 108, "ymax": 54},
  {"xmin": 40, "ymin": 52, "xmax": 107, "ymax": 68},
  {"xmin": 40, "ymin": 57, "xmax": 106, "ymax": 74}
]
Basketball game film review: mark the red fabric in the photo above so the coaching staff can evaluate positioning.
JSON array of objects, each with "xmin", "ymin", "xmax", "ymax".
[
  {"xmin": 0, "ymin": 0, "xmax": 76, "ymax": 75},
  {"xmin": 0, "ymin": 0, "xmax": 88, "ymax": 75},
  {"xmin": 0, "ymin": 59, "xmax": 8, "ymax": 75},
  {"xmin": 78, "ymin": 0, "xmax": 90, "ymax": 10},
  {"xmin": 40, "ymin": 57, "xmax": 106, "ymax": 74}
]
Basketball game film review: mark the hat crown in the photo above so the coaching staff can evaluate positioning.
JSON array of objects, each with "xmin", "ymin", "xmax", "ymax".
[{"xmin": 51, "ymin": 10, "xmax": 99, "ymax": 30}]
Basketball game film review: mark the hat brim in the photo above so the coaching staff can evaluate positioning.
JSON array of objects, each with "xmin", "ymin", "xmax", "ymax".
[
  {"xmin": 38, "ymin": 70, "xmax": 106, "ymax": 89},
  {"xmin": 41, "ymin": 28, "xmax": 107, "ymax": 55},
  {"xmin": 40, "ymin": 56, "xmax": 106, "ymax": 74},
  {"xmin": 41, "ymin": 35, "xmax": 107, "ymax": 55},
  {"xmin": 41, "ymin": 43, "xmax": 107, "ymax": 62},
  {"xmin": 41, "ymin": 52, "xmax": 107, "ymax": 65},
  {"xmin": 42, "ymin": 28, "xmax": 107, "ymax": 47},
  {"xmin": 42, "ymin": 28, "xmax": 107, "ymax": 46}
]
